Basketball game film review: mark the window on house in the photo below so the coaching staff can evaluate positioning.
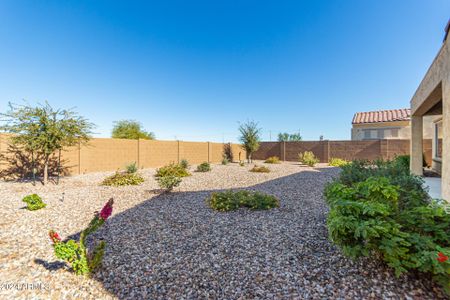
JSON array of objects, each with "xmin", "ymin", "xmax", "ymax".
[
  {"xmin": 390, "ymin": 128, "xmax": 399, "ymax": 138},
  {"xmin": 435, "ymin": 121, "xmax": 443, "ymax": 158}
]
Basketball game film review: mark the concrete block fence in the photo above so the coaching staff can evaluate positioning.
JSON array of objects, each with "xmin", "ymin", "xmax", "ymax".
[
  {"xmin": 253, "ymin": 139, "xmax": 432, "ymax": 165},
  {"xmin": 0, "ymin": 135, "xmax": 245, "ymax": 176}
]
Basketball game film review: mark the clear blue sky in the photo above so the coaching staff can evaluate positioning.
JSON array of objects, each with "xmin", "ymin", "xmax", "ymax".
[{"xmin": 0, "ymin": 1, "xmax": 448, "ymax": 142}]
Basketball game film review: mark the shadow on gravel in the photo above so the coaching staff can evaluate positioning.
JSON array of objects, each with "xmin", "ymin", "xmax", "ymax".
[{"xmin": 48, "ymin": 167, "xmax": 448, "ymax": 299}]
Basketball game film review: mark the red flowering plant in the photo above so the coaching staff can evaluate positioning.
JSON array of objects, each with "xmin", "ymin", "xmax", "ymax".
[
  {"xmin": 433, "ymin": 248, "xmax": 450, "ymax": 294},
  {"xmin": 49, "ymin": 198, "xmax": 114, "ymax": 275}
]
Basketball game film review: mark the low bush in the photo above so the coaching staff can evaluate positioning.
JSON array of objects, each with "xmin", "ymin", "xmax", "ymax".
[
  {"xmin": 207, "ymin": 190, "xmax": 279, "ymax": 212},
  {"xmin": 102, "ymin": 172, "xmax": 144, "ymax": 186},
  {"xmin": 298, "ymin": 151, "xmax": 319, "ymax": 167},
  {"xmin": 180, "ymin": 159, "xmax": 189, "ymax": 169},
  {"xmin": 329, "ymin": 158, "xmax": 349, "ymax": 167},
  {"xmin": 22, "ymin": 194, "xmax": 46, "ymax": 211},
  {"xmin": 325, "ymin": 159, "xmax": 450, "ymax": 294},
  {"xmin": 155, "ymin": 163, "xmax": 191, "ymax": 178},
  {"xmin": 239, "ymin": 161, "xmax": 245, "ymax": 167},
  {"xmin": 196, "ymin": 162, "xmax": 211, "ymax": 172},
  {"xmin": 126, "ymin": 162, "xmax": 138, "ymax": 174},
  {"xmin": 49, "ymin": 199, "xmax": 114, "ymax": 275},
  {"xmin": 265, "ymin": 156, "xmax": 280, "ymax": 164},
  {"xmin": 222, "ymin": 156, "xmax": 229, "ymax": 165},
  {"xmin": 156, "ymin": 175, "xmax": 182, "ymax": 192},
  {"xmin": 250, "ymin": 165, "xmax": 270, "ymax": 173}
]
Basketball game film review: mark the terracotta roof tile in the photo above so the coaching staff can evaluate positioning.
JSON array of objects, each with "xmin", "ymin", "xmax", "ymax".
[{"xmin": 352, "ymin": 108, "xmax": 411, "ymax": 124}]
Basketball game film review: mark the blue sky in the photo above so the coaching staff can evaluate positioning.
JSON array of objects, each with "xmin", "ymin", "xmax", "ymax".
[{"xmin": 0, "ymin": 1, "xmax": 448, "ymax": 142}]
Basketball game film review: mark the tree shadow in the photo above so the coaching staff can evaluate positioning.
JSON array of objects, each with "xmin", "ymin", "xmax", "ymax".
[
  {"xmin": 37, "ymin": 166, "xmax": 446, "ymax": 298},
  {"xmin": 0, "ymin": 142, "xmax": 73, "ymax": 183},
  {"xmin": 223, "ymin": 143, "xmax": 233, "ymax": 162}
]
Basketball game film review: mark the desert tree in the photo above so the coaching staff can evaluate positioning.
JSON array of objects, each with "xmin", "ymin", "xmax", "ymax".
[
  {"xmin": 277, "ymin": 132, "xmax": 302, "ymax": 142},
  {"xmin": 0, "ymin": 102, "xmax": 94, "ymax": 185},
  {"xmin": 112, "ymin": 120, "xmax": 155, "ymax": 140},
  {"xmin": 238, "ymin": 120, "xmax": 261, "ymax": 163}
]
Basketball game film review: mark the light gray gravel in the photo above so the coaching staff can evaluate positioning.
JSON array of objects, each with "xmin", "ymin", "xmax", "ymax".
[{"xmin": 0, "ymin": 162, "xmax": 447, "ymax": 299}]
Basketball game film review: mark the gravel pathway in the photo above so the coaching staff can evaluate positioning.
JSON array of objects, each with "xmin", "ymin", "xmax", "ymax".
[{"xmin": 0, "ymin": 162, "xmax": 447, "ymax": 299}]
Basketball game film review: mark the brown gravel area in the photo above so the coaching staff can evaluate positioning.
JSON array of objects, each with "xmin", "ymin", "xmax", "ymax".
[{"xmin": 0, "ymin": 162, "xmax": 447, "ymax": 299}]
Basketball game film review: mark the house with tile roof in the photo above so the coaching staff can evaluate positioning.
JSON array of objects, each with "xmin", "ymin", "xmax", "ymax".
[{"xmin": 351, "ymin": 108, "xmax": 435, "ymax": 140}]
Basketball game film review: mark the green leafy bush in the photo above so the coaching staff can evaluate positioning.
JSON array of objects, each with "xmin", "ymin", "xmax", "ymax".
[
  {"xmin": 156, "ymin": 175, "xmax": 182, "ymax": 192},
  {"xmin": 329, "ymin": 158, "xmax": 349, "ymax": 167},
  {"xmin": 207, "ymin": 190, "xmax": 279, "ymax": 211},
  {"xmin": 298, "ymin": 151, "xmax": 320, "ymax": 167},
  {"xmin": 180, "ymin": 159, "xmax": 189, "ymax": 169},
  {"xmin": 155, "ymin": 163, "xmax": 191, "ymax": 178},
  {"xmin": 196, "ymin": 162, "xmax": 211, "ymax": 172},
  {"xmin": 265, "ymin": 156, "xmax": 280, "ymax": 164},
  {"xmin": 102, "ymin": 172, "xmax": 144, "ymax": 186},
  {"xmin": 126, "ymin": 162, "xmax": 138, "ymax": 174},
  {"xmin": 250, "ymin": 165, "xmax": 270, "ymax": 173},
  {"xmin": 22, "ymin": 194, "xmax": 46, "ymax": 211},
  {"xmin": 239, "ymin": 161, "xmax": 245, "ymax": 167},
  {"xmin": 325, "ymin": 159, "xmax": 450, "ymax": 294}
]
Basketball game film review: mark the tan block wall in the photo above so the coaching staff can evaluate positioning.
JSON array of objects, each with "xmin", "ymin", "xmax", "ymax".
[
  {"xmin": 0, "ymin": 134, "xmax": 245, "ymax": 176},
  {"xmin": 180, "ymin": 141, "xmax": 209, "ymax": 164},
  {"xmin": 138, "ymin": 140, "xmax": 179, "ymax": 168},
  {"xmin": 80, "ymin": 138, "xmax": 138, "ymax": 173},
  {"xmin": 211, "ymin": 143, "xmax": 225, "ymax": 162},
  {"xmin": 253, "ymin": 139, "xmax": 433, "ymax": 166}
]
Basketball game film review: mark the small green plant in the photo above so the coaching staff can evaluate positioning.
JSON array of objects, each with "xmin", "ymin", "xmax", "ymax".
[
  {"xmin": 207, "ymin": 190, "xmax": 279, "ymax": 212},
  {"xmin": 180, "ymin": 159, "xmax": 189, "ymax": 169},
  {"xmin": 265, "ymin": 156, "xmax": 281, "ymax": 164},
  {"xmin": 239, "ymin": 161, "xmax": 245, "ymax": 167},
  {"xmin": 298, "ymin": 151, "xmax": 319, "ymax": 167},
  {"xmin": 156, "ymin": 175, "xmax": 182, "ymax": 192},
  {"xmin": 250, "ymin": 165, "xmax": 270, "ymax": 173},
  {"xmin": 49, "ymin": 198, "xmax": 114, "ymax": 275},
  {"xmin": 196, "ymin": 162, "xmax": 211, "ymax": 172},
  {"xmin": 329, "ymin": 158, "xmax": 349, "ymax": 167},
  {"xmin": 22, "ymin": 194, "xmax": 46, "ymax": 211},
  {"xmin": 101, "ymin": 172, "xmax": 144, "ymax": 186},
  {"xmin": 155, "ymin": 163, "xmax": 191, "ymax": 178},
  {"xmin": 222, "ymin": 155, "xmax": 229, "ymax": 165},
  {"xmin": 126, "ymin": 162, "xmax": 138, "ymax": 174}
]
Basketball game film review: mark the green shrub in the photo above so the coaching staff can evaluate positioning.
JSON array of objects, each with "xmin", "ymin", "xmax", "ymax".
[
  {"xmin": 22, "ymin": 194, "xmax": 46, "ymax": 211},
  {"xmin": 325, "ymin": 159, "xmax": 450, "ymax": 294},
  {"xmin": 239, "ymin": 161, "xmax": 245, "ymax": 167},
  {"xmin": 298, "ymin": 151, "xmax": 319, "ymax": 167},
  {"xmin": 156, "ymin": 175, "xmax": 182, "ymax": 192},
  {"xmin": 180, "ymin": 159, "xmax": 189, "ymax": 169},
  {"xmin": 126, "ymin": 162, "xmax": 138, "ymax": 174},
  {"xmin": 329, "ymin": 157, "xmax": 349, "ymax": 167},
  {"xmin": 207, "ymin": 190, "xmax": 279, "ymax": 212},
  {"xmin": 196, "ymin": 162, "xmax": 211, "ymax": 172},
  {"xmin": 102, "ymin": 172, "xmax": 144, "ymax": 186},
  {"xmin": 222, "ymin": 156, "xmax": 229, "ymax": 165},
  {"xmin": 265, "ymin": 156, "xmax": 280, "ymax": 164},
  {"xmin": 156, "ymin": 163, "xmax": 191, "ymax": 178},
  {"xmin": 250, "ymin": 165, "xmax": 270, "ymax": 173}
]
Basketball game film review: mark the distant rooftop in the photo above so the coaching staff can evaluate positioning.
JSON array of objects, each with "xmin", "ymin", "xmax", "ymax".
[{"xmin": 352, "ymin": 108, "xmax": 411, "ymax": 124}]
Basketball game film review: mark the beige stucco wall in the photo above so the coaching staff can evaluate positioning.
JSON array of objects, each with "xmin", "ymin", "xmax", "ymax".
[
  {"xmin": 410, "ymin": 32, "xmax": 449, "ymax": 200},
  {"xmin": 351, "ymin": 118, "xmax": 434, "ymax": 140}
]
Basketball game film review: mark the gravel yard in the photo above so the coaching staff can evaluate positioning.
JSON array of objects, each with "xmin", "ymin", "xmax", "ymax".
[{"xmin": 0, "ymin": 162, "xmax": 447, "ymax": 299}]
